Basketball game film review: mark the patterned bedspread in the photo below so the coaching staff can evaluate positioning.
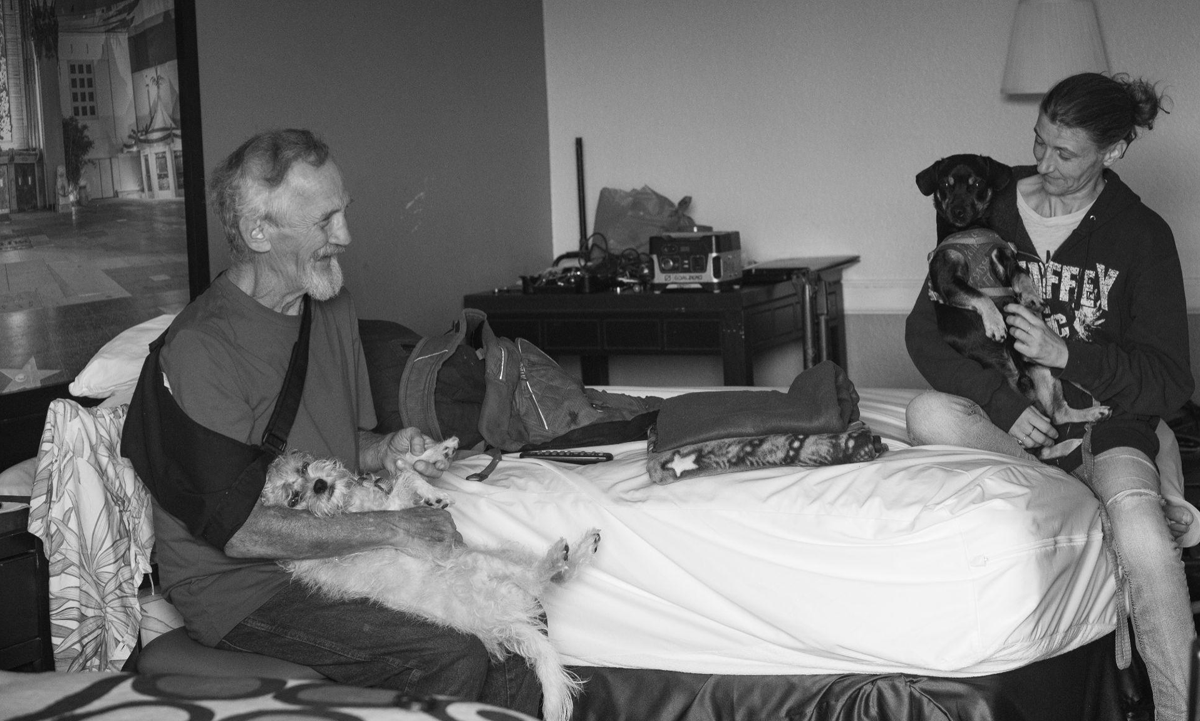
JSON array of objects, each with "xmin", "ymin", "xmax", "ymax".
[{"xmin": 0, "ymin": 670, "xmax": 536, "ymax": 721}]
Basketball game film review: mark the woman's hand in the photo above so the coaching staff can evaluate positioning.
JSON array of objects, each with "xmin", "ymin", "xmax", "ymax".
[
  {"xmin": 1008, "ymin": 405, "xmax": 1058, "ymax": 450},
  {"xmin": 1004, "ymin": 304, "xmax": 1069, "ymax": 368},
  {"xmin": 1166, "ymin": 502, "xmax": 1194, "ymax": 548}
]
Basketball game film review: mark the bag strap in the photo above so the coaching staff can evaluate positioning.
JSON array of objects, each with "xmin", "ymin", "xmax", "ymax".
[{"xmin": 261, "ymin": 296, "xmax": 312, "ymax": 455}]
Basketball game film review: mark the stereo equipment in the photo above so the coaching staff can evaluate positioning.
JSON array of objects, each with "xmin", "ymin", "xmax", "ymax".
[{"xmin": 650, "ymin": 231, "xmax": 742, "ymax": 290}]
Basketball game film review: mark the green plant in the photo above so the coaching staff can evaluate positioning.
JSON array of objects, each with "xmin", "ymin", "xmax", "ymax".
[{"xmin": 62, "ymin": 116, "xmax": 95, "ymax": 190}]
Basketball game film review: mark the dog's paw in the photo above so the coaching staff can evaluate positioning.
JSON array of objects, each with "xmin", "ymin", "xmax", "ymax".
[
  {"xmin": 542, "ymin": 537, "xmax": 572, "ymax": 580},
  {"xmin": 1085, "ymin": 405, "xmax": 1112, "ymax": 422},
  {"xmin": 412, "ymin": 476, "xmax": 455, "ymax": 509},
  {"xmin": 980, "ymin": 306, "xmax": 1007, "ymax": 342},
  {"xmin": 394, "ymin": 436, "xmax": 459, "ymax": 475},
  {"xmin": 554, "ymin": 528, "xmax": 601, "ymax": 583},
  {"xmin": 428, "ymin": 436, "xmax": 459, "ymax": 463},
  {"xmin": 417, "ymin": 489, "xmax": 454, "ymax": 509},
  {"xmin": 574, "ymin": 528, "xmax": 601, "ymax": 557},
  {"xmin": 1039, "ymin": 438, "xmax": 1083, "ymax": 460}
]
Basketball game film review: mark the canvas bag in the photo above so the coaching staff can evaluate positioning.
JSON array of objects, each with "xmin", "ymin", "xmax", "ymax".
[
  {"xmin": 398, "ymin": 309, "xmax": 660, "ymax": 453},
  {"xmin": 592, "ymin": 185, "xmax": 697, "ymax": 255}
]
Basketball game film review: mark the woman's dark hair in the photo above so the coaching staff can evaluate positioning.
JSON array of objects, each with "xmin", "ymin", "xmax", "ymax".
[{"xmin": 1040, "ymin": 72, "xmax": 1170, "ymax": 148}]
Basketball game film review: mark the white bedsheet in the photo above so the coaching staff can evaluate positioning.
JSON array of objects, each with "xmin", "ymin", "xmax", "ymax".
[{"xmin": 439, "ymin": 388, "xmax": 1117, "ymax": 677}]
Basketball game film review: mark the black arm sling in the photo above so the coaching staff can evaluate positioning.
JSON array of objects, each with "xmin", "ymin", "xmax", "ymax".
[{"xmin": 121, "ymin": 297, "xmax": 311, "ymax": 550}]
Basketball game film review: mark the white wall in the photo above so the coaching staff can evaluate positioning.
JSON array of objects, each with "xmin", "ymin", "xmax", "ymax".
[
  {"xmin": 196, "ymin": 1, "xmax": 551, "ymax": 338},
  {"xmin": 544, "ymin": 0, "xmax": 1200, "ymax": 387}
]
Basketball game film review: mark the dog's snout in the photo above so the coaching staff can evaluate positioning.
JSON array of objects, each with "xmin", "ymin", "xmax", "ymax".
[{"xmin": 313, "ymin": 478, "xmax": 328, "ymax": 495}]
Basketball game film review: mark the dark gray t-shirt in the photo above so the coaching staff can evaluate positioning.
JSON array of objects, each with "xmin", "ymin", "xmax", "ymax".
[{"xmin": 154, "ymin": 273, "xmax": 375, "ymax": 646}]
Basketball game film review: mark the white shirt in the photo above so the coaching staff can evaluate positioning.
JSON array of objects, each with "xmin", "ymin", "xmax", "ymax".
[{"xmin": 1017, "ymin": 189, "xmax": 1094, "ymax": 263}]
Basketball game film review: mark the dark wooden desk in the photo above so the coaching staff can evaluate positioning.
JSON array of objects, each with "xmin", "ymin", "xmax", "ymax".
[
  {"xmin": 0, "ymin": 504, "xmax": 54, "ymax": 672},
  {"xmin": 464, "ymin": 255, "xmax": 857, "ymax": 386}
]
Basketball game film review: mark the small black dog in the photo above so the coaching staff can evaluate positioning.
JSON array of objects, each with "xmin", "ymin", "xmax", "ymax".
[{"xmin": 917, "ymin": 154, "xmax": 1109, "ymax": 459}]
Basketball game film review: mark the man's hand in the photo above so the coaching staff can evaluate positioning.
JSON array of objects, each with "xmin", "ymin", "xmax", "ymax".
[
  {"xmin": 384, "ymin": 427, "xmax": 451, "ymax": 480},
  {"xmin": 359, "ymin": 427, "xmax": 450, "ymax": 479},
  {"xmin": 389, "ymin": 505, "xmax": 462, "ymax": 553}
]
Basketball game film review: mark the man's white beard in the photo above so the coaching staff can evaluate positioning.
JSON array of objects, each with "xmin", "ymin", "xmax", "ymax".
[{"xmin": 304, "ymin": 256, "xmax": 344, "ymax": 300}]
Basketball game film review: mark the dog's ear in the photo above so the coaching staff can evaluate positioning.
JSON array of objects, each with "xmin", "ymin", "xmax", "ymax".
[
  {"xmin": 984, "ymin": 157, "xmax": 1014, "ymax": 192},
  {"xmin": 915, "ymin": 159, "xmax": 943, "ymax": 196}
]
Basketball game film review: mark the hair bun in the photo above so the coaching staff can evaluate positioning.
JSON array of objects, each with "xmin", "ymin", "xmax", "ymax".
[{"xmin": 1113, "ymin": 73, "xmax": 1168, "ymax": 130}]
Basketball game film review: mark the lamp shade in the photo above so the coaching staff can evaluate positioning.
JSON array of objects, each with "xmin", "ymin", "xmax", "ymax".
[{"xmin": 1001, "ymin": 0, "xmax": 1110, "ymax": 95}]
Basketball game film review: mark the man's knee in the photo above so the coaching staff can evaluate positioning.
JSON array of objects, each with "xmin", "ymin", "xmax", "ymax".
[{"xmin": 421, "ymin": 631, "xmax": 492, "ymax": 695}]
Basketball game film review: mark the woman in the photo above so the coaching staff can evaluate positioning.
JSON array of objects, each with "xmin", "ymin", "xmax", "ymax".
[{"xmin": 905, "ymin": 72, "xmax": 1194, "ymax": 720}]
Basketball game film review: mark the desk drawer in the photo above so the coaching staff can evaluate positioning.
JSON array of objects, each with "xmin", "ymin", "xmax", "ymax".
[
  {"xmin": 664, "ymin": 319, "xmax": 721, "ymax": 350},
  {"xmin": 542, "ymin": 319, "xmax": 601, "ymax": 350},
  {"xmin": 604, "ymin": 320, "xmax": 661, "ymax": 350}
]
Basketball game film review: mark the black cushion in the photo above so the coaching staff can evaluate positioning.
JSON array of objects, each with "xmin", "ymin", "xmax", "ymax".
[{"xmin": 358, "ymin": 319, "xmax": 423, "ymax": 434}]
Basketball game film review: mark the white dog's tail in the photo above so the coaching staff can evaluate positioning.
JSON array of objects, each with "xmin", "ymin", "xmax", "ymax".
[{"xmin": 510, "ymin": 625, "xmax": 582, "ymax": 721}]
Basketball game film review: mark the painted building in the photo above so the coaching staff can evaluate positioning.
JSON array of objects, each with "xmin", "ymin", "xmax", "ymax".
[
  {"xmin": 57, "ymin": 0, "xmax": 180, "ymax": 200},
  {"xmin": 0, "ymin": 0, "xmax": 64, "ymax": 214}
]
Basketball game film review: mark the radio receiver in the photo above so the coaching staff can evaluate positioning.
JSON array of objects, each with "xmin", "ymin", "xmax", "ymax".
[{"xmin": 649, "ymin": 231, "xmax": 742, "ymax": 290}]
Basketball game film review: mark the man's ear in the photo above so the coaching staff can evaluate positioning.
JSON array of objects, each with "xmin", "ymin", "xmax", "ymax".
[{"xmin": 240, "ymin": 218, "xmax": 270, "ymax": 251}]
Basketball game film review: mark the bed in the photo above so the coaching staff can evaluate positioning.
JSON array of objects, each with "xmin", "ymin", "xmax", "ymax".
[{"xmin": 0, "ymin": 315, "xmax": 1159, "ymax": 720}]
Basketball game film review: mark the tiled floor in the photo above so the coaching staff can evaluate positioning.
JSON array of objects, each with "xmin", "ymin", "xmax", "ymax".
[{"xmin": 0, "ymin": 199, "xmax": 189, "ymax": 395}]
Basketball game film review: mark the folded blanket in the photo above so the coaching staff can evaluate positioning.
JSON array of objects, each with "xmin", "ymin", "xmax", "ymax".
[
  {"xmin": 651, "ymin": 361, "xmax": 861, "ymax": 453},
  {"xmin": 647, "ymin": 421, "xmax": 885, "ymax": 484}
]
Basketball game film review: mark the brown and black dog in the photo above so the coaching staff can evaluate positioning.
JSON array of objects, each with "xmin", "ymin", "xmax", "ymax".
[{"xmin": 917, "ymin": 154, "xmax": 1109, "ymax": 459}]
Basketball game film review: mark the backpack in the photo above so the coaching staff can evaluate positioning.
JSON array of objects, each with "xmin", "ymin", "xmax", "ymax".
[{"xmin": 398, "ymin": 309, "xmax": 660, "ymax": 452}]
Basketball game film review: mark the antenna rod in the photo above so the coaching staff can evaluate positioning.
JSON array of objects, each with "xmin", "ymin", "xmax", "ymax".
[{"xmin": 575, "ymin": 137, "xmax": 587, "ymax": 260}]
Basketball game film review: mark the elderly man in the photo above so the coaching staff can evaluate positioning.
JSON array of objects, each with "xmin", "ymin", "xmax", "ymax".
[{"xmin": 123, "ymin": 129, "xmax": 541, "ymax": 713}]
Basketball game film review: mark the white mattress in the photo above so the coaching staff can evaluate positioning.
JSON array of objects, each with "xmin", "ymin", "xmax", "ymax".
[{"xmin": 438, "ymin": 387, "xmax": 1117, "ymax": 677}]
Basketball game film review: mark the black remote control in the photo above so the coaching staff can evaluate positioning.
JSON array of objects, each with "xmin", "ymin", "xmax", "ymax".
[{"xmin": 518, "ymin": 450, "xmax": 614, "ymax": 465}]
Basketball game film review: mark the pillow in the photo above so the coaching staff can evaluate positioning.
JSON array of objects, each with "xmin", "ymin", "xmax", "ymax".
[
  {"xmin": 69, "ymin": 314, "xmax": 176, "ymax": 399},
  {"xmin": 0, "ymin": 457, "xmax": 37, "ymax": 499}
]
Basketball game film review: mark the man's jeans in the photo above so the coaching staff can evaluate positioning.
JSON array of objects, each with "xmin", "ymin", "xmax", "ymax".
[
  {"xmin": 907, "ymin": 391, "xmax": 1194, "ymax": 721},
  {"xmin": 217, "ymin": 580, "xmax": 543, "ymax": 716}
]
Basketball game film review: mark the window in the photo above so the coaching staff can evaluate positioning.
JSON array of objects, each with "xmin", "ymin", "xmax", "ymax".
[
  {"xmin": 69, "ymin": 63, "xmax": 97, "ymax": 118},
  {"xmin": 173, "ymin": 149, "xmax": 184, "ymax": 190},
  {"xmin": 156, "ymin": 151, "xmax": 170, "ymax": 191}
]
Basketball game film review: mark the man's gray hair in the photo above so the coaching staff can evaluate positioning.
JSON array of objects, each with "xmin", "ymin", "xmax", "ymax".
[{"xmin": 208, "ymin": 129, "xmax": 331, "ymax": 260}]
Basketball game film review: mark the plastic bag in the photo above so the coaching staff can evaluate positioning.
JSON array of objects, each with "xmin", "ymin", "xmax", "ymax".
[{"xmin": 592, "ymin": 185, "xmax": 696, "ymax": 255}]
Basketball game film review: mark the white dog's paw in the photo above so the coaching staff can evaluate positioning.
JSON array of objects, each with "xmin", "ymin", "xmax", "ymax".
[
  {"xmin": 541, "ymin": 537, "xmax": 572, "ymax": 580},
  {"xmin": 552, "ymin": 528, "xmax": 601, "ymax": 583},
  {"xmin": 396, "ymin": 436, "xmax": 459, "ymax": 473},
  {"xmin": 406, "ymin": 474, "xmax": 454, "ymax": 509}
]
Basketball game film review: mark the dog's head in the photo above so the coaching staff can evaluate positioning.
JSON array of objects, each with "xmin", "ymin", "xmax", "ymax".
[
  {"xmin": 916, "ymin": 154, "xmax": 1012, "ymax": 231},
  {"xmin": 262, "ymin": 450, "xmax": 371, "ymax": 517}
]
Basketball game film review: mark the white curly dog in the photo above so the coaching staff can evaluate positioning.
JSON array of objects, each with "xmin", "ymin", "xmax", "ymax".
[{"xmin": 260, "ymin": 436, "xmax": 601, "ymax": 721}]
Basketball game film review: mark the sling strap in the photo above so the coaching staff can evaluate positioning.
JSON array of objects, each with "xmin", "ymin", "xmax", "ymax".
[{"xmin": 122, "ymin": 297, "xmax": 312, "ymax": 549}]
